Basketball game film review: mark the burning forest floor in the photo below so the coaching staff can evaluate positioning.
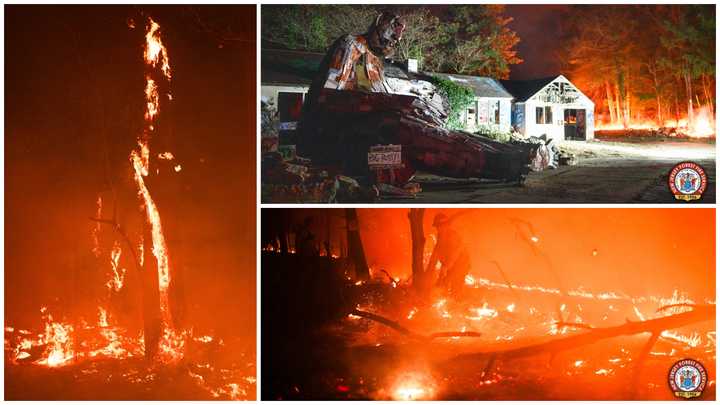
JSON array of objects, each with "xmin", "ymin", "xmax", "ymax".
[
  {"xmin": 262, "ymin": 253, "xmax": 715, "ymax": 400},
  {"xmin": 400, "ymin": 138, "xmax": 715, "ymax": 203},
  {"xmin": 4, "ymin": 313, "xmax": 256, "ymax": 400}
]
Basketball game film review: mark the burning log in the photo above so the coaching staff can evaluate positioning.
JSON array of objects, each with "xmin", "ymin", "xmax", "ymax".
[{"xmin": 445, "ymin": 304, "xmax": 714, "ymax": 368}]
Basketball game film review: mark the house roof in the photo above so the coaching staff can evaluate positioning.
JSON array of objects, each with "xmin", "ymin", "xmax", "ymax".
[
  {"xmin": 500, "ymin": 76, "xmax": 559, "ymax": 102},
  {"xmin": 431, "ymin": 73, "xmax": 513, "ymax": 99},
  {"xmin": 262, "ymin": 49, "xmax": 503, "ymax": 95},
  {"xmin": 262, "ymin": 48, "xmax": 434, "ymax": 87},
  {"xmin": 261, "ymin": 48, "xmax": 325, "ymax": 87}
]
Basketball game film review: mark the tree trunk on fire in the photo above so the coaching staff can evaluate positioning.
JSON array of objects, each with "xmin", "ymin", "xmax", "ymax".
[
  {"xmin": 616, "ymin": 65, "xmax": 628, "ymax": 128},
  {"xmin": 701, "ymin": 74, "xmax": 714, "ymax": 119},
  {"xmin": 624, "ymin": 70, "xmax": 631, "ymax": 125},
  {"xmin": 345, "ymin": 208, "xmax": 369, "ymax": 281},
  {"xmin": 605, "ymin": 81, "xmax": 616, "ymax": 125},
  {"xmin": 614, "ymin": 81, "xmax": 623, "ymax": 128},
  {"xmin": 674, "ymin": 89, "xmax": 681, "ymax": 126},
  {"xmin": 408, "ymin": 208, "xmax": 425, "ymax": 292},
  {"xmin": 684, "ymin": 69, "xmax": 694, "ymax": 127},
  {"xmin": 141, "ymin": 212, "xmax": 162, "ymax": 361},
  {"xmin": 648, "ymin": 61, "xmax": 663, "ymax": 125},
  {"xmin": 324, "ymin": 210, "xmax": 332, "ymax": 257}
]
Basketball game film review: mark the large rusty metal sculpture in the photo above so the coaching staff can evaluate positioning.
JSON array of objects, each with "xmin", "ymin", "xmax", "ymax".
[{"xmin": 298, "ymin": 12, "xmax": 543, "ymax": 184}]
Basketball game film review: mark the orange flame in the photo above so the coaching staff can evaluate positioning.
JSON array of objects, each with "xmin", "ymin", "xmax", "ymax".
[
  {"xmin": 36, "ymin": 308, "xmax": 74, "ymax": 367},
  {"xmin": 144, "ymin": 18, "xmax": 171, "ymax": 79},
  {"xmin": 107, "ymin": 241, "xmax": 126, "ymax": 292},
  {"xmin": 390, "ymin": 370, "xmax": 436, "ymax": 400},
  {"xmin": 596, "ymin": 107, "xmax": 715, "ymax": 138}
]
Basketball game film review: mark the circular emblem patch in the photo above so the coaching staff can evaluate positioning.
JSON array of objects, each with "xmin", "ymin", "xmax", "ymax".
[
  {"xmin": 668, "ymin": 358, "xmax": 707, "ymax": 399},
  {"xmin": 668, "ymin": 162, "xmax": 707, "ymax": 201}
]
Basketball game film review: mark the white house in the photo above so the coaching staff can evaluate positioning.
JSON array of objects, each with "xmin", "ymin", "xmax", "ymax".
[
  {"xmin": 261, "ymin": 49, "xmax": 323, "ymax": 133},
  {"xmin": 432, "ymin": 73, "xmax": 513, "ymax": 133},
  {"xmin": 501, "ymin": 75, "xmax": 594, "ymax": 141}
]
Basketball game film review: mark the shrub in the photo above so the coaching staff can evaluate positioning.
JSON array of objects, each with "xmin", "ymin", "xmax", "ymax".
[
  {"xmin": 429, "ymin": 76, "xmax": 475, "ymax": 130},
  {"xmin": 475, "ymin": 124, "xmax": 511, "ymax": 143}
]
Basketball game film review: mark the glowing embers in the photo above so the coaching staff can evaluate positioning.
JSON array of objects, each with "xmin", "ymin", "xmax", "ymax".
[
  {"xmin": 7, "ymin": 307, "xmax": 144, "ymax": 367},
  {"xmin": 466, "ymin": 303, "xmax": 498, "ymax": 321},
  {"xmin": 658, "ymin": 289, "xmax": 696, "ymax": 314},
  {"xmin": 37, "ymin": 308, "xmax": 74, "ymax": 367},
  {"xmin": 5, "ymin": 317, "xmax": 255, "ymax": 400},
  {"xmin": 188, "ymin": 365, "xmax": 257, "ymax": 400},
  {"xmin": 7, "ymin": 308, "xmax": 75, "ymax": 367},
  {"xmin": 660, "ymin": 330, "xmax": 702, "ymax": 348},
  {"xmin": 87, "ymin": 307, "xmax": 139, "ymax": 359},
  {"xmin": 156, "ymin": 327, "xmax": 188, "ymax": 363},
  {"xmin": 432, "ymin": 298, "xmax": 452, "ymax": 319},
  {"xmin": 389, "ymin": 370, "xmax": 436, "ymax": 400}
]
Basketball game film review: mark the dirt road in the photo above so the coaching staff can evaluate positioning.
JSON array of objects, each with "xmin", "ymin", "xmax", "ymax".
[{"xmin": 392, "ymin": 140, "xmax": 716, "ymax": 203}]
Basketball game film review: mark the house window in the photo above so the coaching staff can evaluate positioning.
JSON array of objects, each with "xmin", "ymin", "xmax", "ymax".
[
  {"xmin": 535, "ymin": 106, "xmax": 553, "ymax": 124},
  {"xmin": 466, "ymin": 100, "xmax": 478, "ymax": 126},
  {"xmin": 494, "ymin": 100, "xmax": 501, "ymax": 124}
]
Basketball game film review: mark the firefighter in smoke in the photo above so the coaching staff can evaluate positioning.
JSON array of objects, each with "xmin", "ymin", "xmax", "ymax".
[{"xmin": 426, "ymin": 213, "xmax": 471, "ymax": 299}]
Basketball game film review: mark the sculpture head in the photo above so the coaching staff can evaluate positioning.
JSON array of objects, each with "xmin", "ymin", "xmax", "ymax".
[{"xmin": 366, "ymin": 12, "xmax": 405, "ymax": 57}]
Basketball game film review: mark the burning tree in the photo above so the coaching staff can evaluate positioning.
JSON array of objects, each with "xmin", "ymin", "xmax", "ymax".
[
  {"xmin": 5, "ymin": 8, "xmax": 257, "ymax": 399},
  {"xmin": 562, "ymin": 5, "xmax": 715, "ymax": 136}
]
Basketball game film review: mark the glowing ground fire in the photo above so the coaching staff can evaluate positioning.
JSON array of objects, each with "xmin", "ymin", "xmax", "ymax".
[
  {"xmin": 596, "ymin": 106, "xmax": 716, "ymax": 138},
  {"xmin": 262, "ymin": 208, "xmax": 714, "ymax": 400}
]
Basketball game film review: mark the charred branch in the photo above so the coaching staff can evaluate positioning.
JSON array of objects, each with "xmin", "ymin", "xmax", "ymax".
[
  {"xmin": 350, "ymin": 308, "xmax": 482, "ymax": 342},
  {"xmin": 446, "ymin": 305, "xmax": 714, "ymax": 367},
  {"xmin": 89, "ymin": 217, "xmax": 141, "ymax": 274}
]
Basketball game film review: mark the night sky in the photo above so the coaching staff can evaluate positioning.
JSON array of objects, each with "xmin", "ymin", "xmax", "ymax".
[{"xmin": 506, "ymin": 5, "xmax": 569, "ymax": 80}]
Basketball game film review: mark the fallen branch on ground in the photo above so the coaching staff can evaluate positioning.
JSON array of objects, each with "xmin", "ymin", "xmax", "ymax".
[
  {"xmin": 350, "ymin": 309, "xmax": 481, "ymax": 342},
  {"xmin": 446, "ymin": 304, "xmax": 714, "ymax": 366}
]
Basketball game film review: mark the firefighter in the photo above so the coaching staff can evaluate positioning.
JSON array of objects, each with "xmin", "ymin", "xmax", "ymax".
[{"xmin": 426, "ymin": 213, "xmax": 471, "ymax": 299}]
